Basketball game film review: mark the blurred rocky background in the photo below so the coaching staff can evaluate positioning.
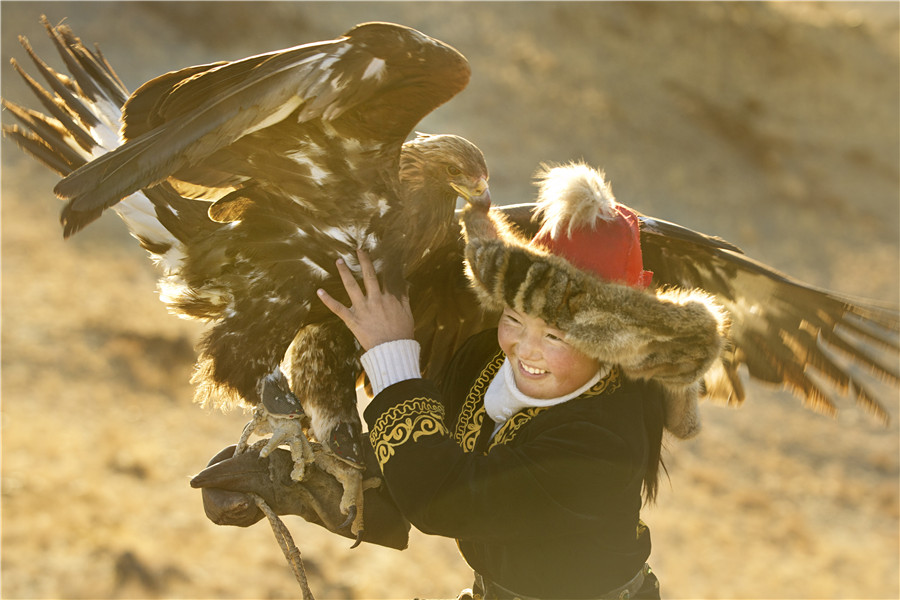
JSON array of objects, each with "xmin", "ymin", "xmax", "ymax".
[{"xmin": 2, "ymin": 2, "xmax": 898, "ymax": 598}]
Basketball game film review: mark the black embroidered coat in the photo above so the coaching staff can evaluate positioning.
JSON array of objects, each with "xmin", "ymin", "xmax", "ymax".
[{"xmin": 363, "ymin": 328, "xmax": 663, "ymax": 598}]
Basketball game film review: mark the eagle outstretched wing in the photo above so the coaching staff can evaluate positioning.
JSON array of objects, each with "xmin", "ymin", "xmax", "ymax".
[
  {"xmin": 52, "ymin": 20, "xmax": 470, "ymax": 237},
  {"xmin": 638, "ymin": 214, "xmax": 898, "ymax": 423},
  {"xmin": 411, "ymin": 204, "xmax": 898, "ymax": 424}
]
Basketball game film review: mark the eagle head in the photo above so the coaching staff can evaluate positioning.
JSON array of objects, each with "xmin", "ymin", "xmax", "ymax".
[{"xmin": 400, "ymin": 133, "xmax": 490, "ymax": 209}]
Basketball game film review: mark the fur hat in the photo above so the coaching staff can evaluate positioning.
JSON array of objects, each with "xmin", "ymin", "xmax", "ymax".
[{"xmin": 461, "ymin": 163, "xmax": 730, "ymax": 439}]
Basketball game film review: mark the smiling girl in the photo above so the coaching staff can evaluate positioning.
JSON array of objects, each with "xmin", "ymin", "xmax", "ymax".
[
  {"xmin": 314, "ymin": 164, "xmax": 727, "ymax": 598},
  {"xmin": 196, "ymin": 164, "xmax": 728, "ymax": 599}
]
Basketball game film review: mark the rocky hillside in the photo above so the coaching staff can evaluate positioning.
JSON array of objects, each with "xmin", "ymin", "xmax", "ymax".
[{"xmin": 2, "ymin": 2, "xmax": 897, "ymax": 598}]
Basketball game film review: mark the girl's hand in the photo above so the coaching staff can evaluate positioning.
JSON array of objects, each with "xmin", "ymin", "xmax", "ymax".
[{"xmin": 317, "ymin": 250, "xmax": 415, "ymax": 351}]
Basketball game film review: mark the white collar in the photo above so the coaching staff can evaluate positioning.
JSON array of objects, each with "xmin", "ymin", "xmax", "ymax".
[{"xmin": 484, "ymin": 358, "xmax": 608, "ymax": 425}]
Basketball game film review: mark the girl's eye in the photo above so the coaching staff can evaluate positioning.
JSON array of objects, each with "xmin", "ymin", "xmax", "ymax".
[{"xmin": 545, "ymin": 330, "xmax": 568, "ymax": 344}]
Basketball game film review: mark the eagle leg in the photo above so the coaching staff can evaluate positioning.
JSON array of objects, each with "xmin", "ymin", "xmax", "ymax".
[
  {"xmin": 313, "ymin": 449, "xmax": 372, "ymax": 543},
  {"xmin": 260, "ymin": 414, "xmax": 315, "ymax": 481},
  {"xmin": 237, "ymin": 403, "xmax": 316, "ymax": 481},
  {"xmin": 235, "ymin": 368, "xmax": 316, "ymax": 480},
  {"xmin": 327, "ymin": 420, "xmax": 364, "ymax": 463}
]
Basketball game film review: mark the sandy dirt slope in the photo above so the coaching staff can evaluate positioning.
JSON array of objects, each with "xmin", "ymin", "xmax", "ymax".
[{"xmin": 2, "ymin": 2, "xmax": 898, "ymax": 598}]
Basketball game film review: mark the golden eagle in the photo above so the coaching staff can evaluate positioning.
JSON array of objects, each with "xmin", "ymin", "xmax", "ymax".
[
  {"xmin": 4, "ymin": 17, "xmax": 898, "ymax": 536},
  {"xmin": 4, "ymin": 18, "xmax": 491, "ymax": 534}
]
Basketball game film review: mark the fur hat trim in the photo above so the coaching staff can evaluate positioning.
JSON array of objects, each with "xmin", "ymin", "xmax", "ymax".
[{"xmin": 460, "ymin": 166, "xmax": 730, "ymax": 439}]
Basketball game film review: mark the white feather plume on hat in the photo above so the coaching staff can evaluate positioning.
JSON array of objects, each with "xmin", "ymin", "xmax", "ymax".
[
  {"xmin": 460, "ymin": 163, "xmax": 730, "ymax": 439},
  {"xmin": 533, "ymin": 163, "xmax": 619, "ymax": 239}
]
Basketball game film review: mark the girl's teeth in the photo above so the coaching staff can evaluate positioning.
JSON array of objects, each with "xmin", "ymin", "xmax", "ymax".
[{"xmin": 521, "ymin": 362, "xmax": 546, "ymax": 375}]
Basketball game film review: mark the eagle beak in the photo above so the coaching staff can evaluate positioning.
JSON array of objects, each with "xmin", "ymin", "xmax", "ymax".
[{"xmin": 453, "ymin": 178, "xmax": 491, "ymax": 209}]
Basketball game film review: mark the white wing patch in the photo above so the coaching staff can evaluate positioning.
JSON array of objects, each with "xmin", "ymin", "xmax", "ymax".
[
  {"xmin": 330, "ymin": 74, "xmax": 347, "ymax": 92},
  {"xmin": 300, "ymin": 257, "xmax": 330, "ymax": 279},
  {"xmin": 246, "ymin": 96, "xmax": 304, "ymax": 135},
  {"xmin": 158, "ymin": 275, "xmax": 230, "ymax": 318},
  {"xmin": 341, "ymin": 137, "xmax": 362, "ymax": 154},
  {"xmin": 323, "ymin": 224, "xmax": 370, "ymax": 248},
  {"xmin": 362, "ymin": 57, "xmax": 387, "ymax": 81},
  {"xmin": 111, "ymin": 191, "xmax": 188, "ymax": 274},
  {"xmin": 91, "ymin": 97, "xmax": 123, "ymax": 151},
  {"xmin": 308, "ymin": 163, "xmax": 330, "ymax": 184},
  {"xmin": 285, "ymin": 150, "xmax": 330, "ymax": 185}
]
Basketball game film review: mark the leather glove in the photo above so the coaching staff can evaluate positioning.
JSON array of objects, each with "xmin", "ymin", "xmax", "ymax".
[{"xmin": 190, "ymin": 444, "xmax": 410, "ymax": 550}]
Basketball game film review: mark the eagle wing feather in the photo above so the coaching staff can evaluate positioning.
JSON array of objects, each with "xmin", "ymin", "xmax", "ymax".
[
  {"xmin": 54, "ymin": 22, "xmax": 470, "ymax": 237},
  {"xmin": 633, "ymin": 215, "xmax": 897, "ymax": 422},
  {"xmin": 410, "ymin": 205, "xmax": 898, "ymax": 425}
]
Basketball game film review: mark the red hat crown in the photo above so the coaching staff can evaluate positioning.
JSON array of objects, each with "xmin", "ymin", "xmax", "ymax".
[{"xmin": 530, "ymin": 164, "xmax": 653, "ymax": 289}]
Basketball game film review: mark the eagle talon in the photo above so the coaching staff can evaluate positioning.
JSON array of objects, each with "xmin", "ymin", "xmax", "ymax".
[
  {"xmin": 350, "ymin": 528, "xmax": 364, "ymax": 549},
  {"xmin": 238, "ymin": 403, "xmax": 314, "ymax": 481},
  {"xmin": 339, "ymin": 505, "xmax": 356, "ymax": 531}
]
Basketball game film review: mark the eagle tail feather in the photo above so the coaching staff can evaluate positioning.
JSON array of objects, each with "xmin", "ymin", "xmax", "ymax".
[{"xmin": 5, "ymin": 18, "xmax": 189, "ymax": 266}]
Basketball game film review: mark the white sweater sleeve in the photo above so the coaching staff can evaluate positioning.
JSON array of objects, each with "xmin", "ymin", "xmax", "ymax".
[{"xmin": 359, "ymin": 339, "xmax": 422, "ymax": 396}]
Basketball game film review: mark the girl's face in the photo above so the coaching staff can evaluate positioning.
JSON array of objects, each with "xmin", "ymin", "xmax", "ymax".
[{"xmin": 497, "ymin": 306, "xmax": 600, "ymax": 399}]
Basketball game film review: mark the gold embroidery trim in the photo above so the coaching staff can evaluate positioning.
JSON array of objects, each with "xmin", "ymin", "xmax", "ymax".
[
  {"xmin": 370, "ymin": 397, "xmax": 449, "ymax": 469},
  {"xmin": 453, "ymin": 350, "xmax": 505, "ymax": 452},
  {"xmin": 584, "ymin": 364, "xmax": 621, "ymax": 397},
  {"xmin": 489, "ymin": 406, "xmax": 548, "ymax": 450},
  {"xmin": 488, "ymin": 365, "xmax": 622, "ymax": 450}
]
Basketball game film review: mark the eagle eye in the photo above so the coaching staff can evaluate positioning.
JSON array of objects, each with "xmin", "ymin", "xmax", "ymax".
[{"xmin": 446, "ymin": 165, "xmax": 462, "ymax": 177}]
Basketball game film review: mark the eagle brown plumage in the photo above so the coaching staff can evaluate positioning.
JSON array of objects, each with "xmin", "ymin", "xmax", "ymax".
[
  {"xmin": 3, "ymin": 18, "xmax": 491, "ymax": 536},
  {"xmin": 4, "ymin": 16, "xmax": 898, "ymax": 542}
]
